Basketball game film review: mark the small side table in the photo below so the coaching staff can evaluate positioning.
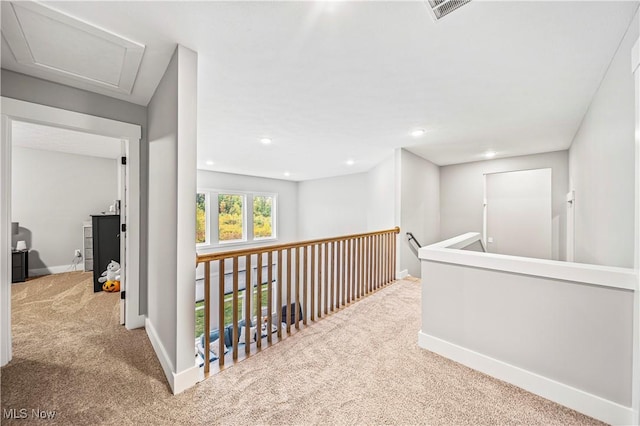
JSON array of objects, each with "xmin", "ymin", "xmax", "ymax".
[{"xmin": 12, "ymin": 250, "xmax": 28, "ymax": 283}]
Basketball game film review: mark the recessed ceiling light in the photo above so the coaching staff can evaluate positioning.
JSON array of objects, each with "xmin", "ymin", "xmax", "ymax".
[
  {"xmin": 484, "ymin": 151, "xmax": 496, "ymax": 159},
  {"xmin": 346, "ymin": 159, "xmax": 355, "ymax": 166},
  {"xmin": 260, "ymin": 138, "xmax": 272, "ymax": 145},
  {"xmin": 284, "ymin": 171, "xmax": 291, "ymax": 177},
  {"xmin": 411, "ymin": 129, "xmax": 426, "ymax": 138},
  {"xmin": 205, "ymin": 160, "xmax": 214, "ymax": 166}
]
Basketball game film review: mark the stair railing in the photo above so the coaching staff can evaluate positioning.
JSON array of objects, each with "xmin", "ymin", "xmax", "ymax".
[{"xmin": 196, "ymin": 227, "xmax": 400, "ymax": 376}]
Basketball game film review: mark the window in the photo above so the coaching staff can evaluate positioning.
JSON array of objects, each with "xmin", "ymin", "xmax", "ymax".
[
  {"xmin": 196, "ymin": 190, "xmax": 277, "ymax": 247},
  {"xmin": 253, "ymin": 195, "xmax": 274, "ymax": 239},
  {"xmin": 196, "ymin": 193, "xmax": 207, "ymax": 244},
  {"xmin": 218, "ymin": 193, "xmax": 245, "ymax": 243}
]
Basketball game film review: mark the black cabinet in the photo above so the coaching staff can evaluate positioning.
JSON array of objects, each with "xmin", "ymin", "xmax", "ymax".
[
  {"xmin": 11, "ymin": 250, "xmax": 28, "ymax": 283},
  {"xmin": 91, "ymin": 215, "xmax": 120, "ymax": 292}
]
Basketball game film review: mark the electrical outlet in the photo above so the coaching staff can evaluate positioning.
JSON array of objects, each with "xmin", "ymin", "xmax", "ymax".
[{"xmin": 75, "ymin": 249, "xmax": 82, "ymax": 258}]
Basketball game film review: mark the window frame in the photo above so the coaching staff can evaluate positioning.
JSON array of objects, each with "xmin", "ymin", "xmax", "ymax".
[
  {"xmin": 195, "ymin": 192, "xmax": 210, "ymax": 247},
  {"xmin": 217, "ymin": 192, "xmax": 248, "ymax": 245},
  {"xmin": 196, "ymin": 188, "xmax": 278, "ymax": 249},
  {"xmin": 252, "ymin": 192, "xmax": 277, "ymax": 242}
]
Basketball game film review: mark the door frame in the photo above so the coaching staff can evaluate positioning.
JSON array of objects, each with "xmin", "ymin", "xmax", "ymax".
[
  {"xmin": 119, "ymin": 142, "xmax": 127, "ymax": 325},
  {"xmin": 1, "ymin": 97, "xmax": 144, "ymax": 366},
  {"xmin": 631, "ymin": 34, "xmax": 640, "ymax": 426}
]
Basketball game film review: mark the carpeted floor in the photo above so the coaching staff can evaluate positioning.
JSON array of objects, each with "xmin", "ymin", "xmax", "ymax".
[{"xmin": 2, "ymin": 272, "xmax": 603, "ymax": 425}]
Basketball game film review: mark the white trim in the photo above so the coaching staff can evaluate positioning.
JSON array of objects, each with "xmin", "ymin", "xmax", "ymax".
[
  {"xmin": 396, "ymin": 269, "xmax": 408, "ymax": 279},
  {"xmin": 196, "ymin": 191, "xmax": 211, "ymax": 247},
  {"xmin": 429, "ymin": 232, "xmax": 482, "ymax": 250},
  {"xmin": 123, "ymin": 128, "xmax": 144, "ymax": 330},
  {"xmin": 145, "ymin": 318, "xmax": 175, "ymax": 391},
  {"xmin": 632, "ymin": 34, "xmax": 640, "ymax": 426},
  {"xmin": 418, "ymin": 331, "xmax": 633, "ymax": 426},
  {"xmin": 196, "ymin": 237, "xmax": 280, "ymax": 255},
  {"xmin": 0, "ymin": 115, "xmax": 12, "ymax": 366},
  {"xmin": 28, "ymin": 264, "xmax": 84, "ymax": 277},
  {"xmin": 197, "ymin": 188, "xmax": 279, "ymax": 249},
  {"xmin": 1, "ymin": 97, "xmax": 144, "ymax": 367},
  {"xmin": 1, "ymin": 98, "xmax": 141, "ymax": 139},
  {"xmin": 216, "ymin": 191, "xmax": 247, "ymax": 245},
  {"xmin": 482, "ymin": 175, "xmax": 487, "ymax": 248},
  {"xmin": 566, "ymin": 190, "xmax": 576, "ymax": 262},
  {"xmin": 419, "ymin": 233, "xmax": 636, "ymax": 291},
  {"xmin": 119, "ymin": 143, "xmax": 126, "ymax": 325},
  {"xmin": 145, "ymin": 318, "xmax": 199, "ymax": 395},
  {"xmin": 172, "ymin": 364, "xmax": 200, "ymax": 395}
]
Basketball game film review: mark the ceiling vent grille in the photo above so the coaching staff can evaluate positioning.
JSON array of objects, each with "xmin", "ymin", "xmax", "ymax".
[{"xmin": 426, "ymin": 0, "xmax": 472, "ymax": 21}]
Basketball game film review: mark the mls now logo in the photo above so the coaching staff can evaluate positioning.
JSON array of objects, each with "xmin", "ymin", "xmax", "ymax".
[
  {"xmin": 3, "ymin": 408, "xmax": 28, "ymax": 419},
  {"xmin": 32, "ymin": 409, "xmax": 56, "ymax": 419},
  {"xmin": 3, "ymin": 408, "xmax": 56, "ymax": 420}
]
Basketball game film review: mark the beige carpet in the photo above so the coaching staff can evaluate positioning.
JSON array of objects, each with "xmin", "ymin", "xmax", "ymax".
[{"xmin": 2, "ymin": 272, "xmax": 603, "ymax": 425}]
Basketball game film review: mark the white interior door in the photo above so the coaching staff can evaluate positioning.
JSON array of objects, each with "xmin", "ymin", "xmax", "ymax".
[{"xmin": 484, "ymin": 168, "xmax": 552, "ymax": 259}]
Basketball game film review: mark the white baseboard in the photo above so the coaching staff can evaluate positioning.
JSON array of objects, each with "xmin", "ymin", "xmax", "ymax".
[
  {"xmin": 172, "ymin": 363, "xmax": 199, "ymax": 395},
  {"xmin": 126, "ymin": 314, "xmax": 145, "ymax": 330},
  {"xmin": 418, "ymin": 331, "xmax": 634, "ymax": 426},
  {"xmin": 396, "ymin": 269, "xmax": 408, "ymax": 279},
  {"xmin": 145, "ymin": 318, "xmax": 176, "ymax": 392},
  {"xmin": 145, "ymin": 318, "xmax": 198, "ymax": 395},
  {"xmin": 29, "ymin": 264, "xmax": 83, "ymax": 276}
]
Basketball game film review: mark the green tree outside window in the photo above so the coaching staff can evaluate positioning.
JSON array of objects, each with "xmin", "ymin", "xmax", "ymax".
[{"xmin": 253, "ymin": 196, "xmax": 273, "ymax": 238}]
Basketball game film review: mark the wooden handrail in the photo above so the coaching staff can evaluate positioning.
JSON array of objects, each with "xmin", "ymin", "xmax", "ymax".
[{"xmin": 196, "ymin": 227, "xmax": 400, "ymax": 264}]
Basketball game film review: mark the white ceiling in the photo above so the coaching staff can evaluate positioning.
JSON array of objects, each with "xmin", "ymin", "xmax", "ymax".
[
  {"xmin": 12, "ymin": 121, "xmax": 122, "ymax": 159},
  {"xmin": 2, "ymin": 1, "xmax": 638, "ymax": 181}
]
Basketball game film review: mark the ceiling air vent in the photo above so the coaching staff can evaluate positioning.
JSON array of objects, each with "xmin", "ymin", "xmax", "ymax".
[{"xmin": 426, "ymin": 0, "xmax": 472, "ymax": 21}]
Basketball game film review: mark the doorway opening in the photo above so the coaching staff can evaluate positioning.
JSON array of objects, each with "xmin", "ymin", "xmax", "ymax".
[
  {"xmin": 11, "ymin": 120, "xmax": 126, "ymax": 322},
  {"xmin": 1, "ymin": 97, "xmax": 143, "ymax": 367}
]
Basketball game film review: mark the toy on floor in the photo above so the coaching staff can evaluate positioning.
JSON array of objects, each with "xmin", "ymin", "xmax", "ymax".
[
  {"xmin": 102, "ymin": 280, "xmax": 120, "ymax": 292},
  {"xmin": 98, "ymin": 260, "xmax": 121, "ymax": 292}
]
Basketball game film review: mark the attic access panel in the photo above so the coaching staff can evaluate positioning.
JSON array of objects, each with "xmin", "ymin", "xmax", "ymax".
[{"xmin": 1, "ymin": 1, "xmax": 144, "ymax": 94}]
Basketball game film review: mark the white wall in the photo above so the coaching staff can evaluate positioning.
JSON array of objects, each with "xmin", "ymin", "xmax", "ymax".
[
  {"xmin": 568, "ymin": 11, "xmax": 638, "ymax": 269},
  {"xmin": 298, "ymin": 152, "xmax": 435, "ymax": 278},
  {"xmin": 440, "ymin": 151, "xmax": 569, "ymax": 261},
  {"xmin": 398, "ymin": 149, "xmax": 440, "ymax": 277},
  {"xmin": 197, "ymin": 170, "xmax": 298, "ymax": 248},
  {"xmin": 148, "ymin": 49, "xmax": 178, "ymax": 378},
  {"xmin": 297, "ymin": 173, "xmax": 368, "ymax": 240},
  {"xmin": 366, "ymin": 154, "xmax": 396, "ymax": 231},
  {"xmin": 12, "ymin": 147, "xmax": 117, "ymax": 273},
  {"xmin": 418, "ymin": 251, "xmax": 636, "ymax": 425},
  {"xmin": 147, "ymin": 45, "xmax": 198, "ymax": 393}
]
